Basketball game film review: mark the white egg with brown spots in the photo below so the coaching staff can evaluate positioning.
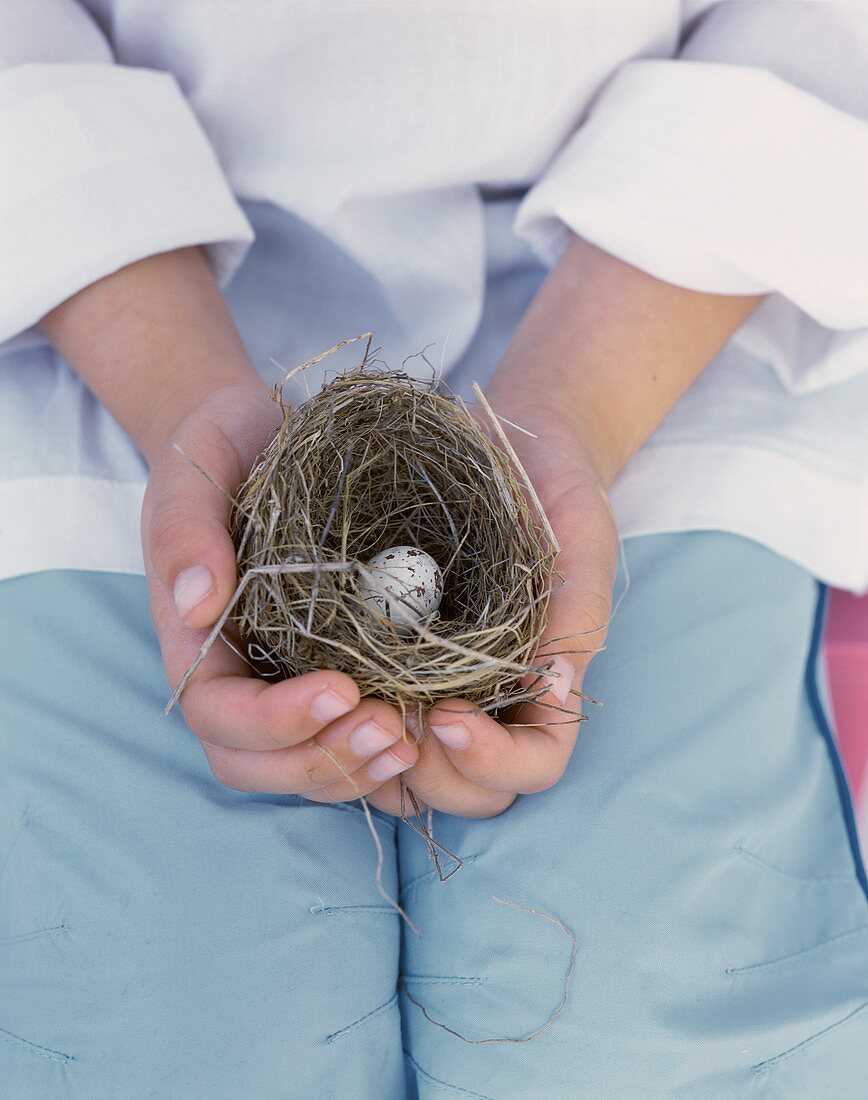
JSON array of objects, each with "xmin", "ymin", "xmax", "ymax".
[{"xmin": 358, "ymin": 545, "xmax": 443, "ymax": 635}]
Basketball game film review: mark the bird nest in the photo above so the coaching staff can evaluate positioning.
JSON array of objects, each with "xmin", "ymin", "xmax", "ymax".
[{"xmin": 167, "ymin": 337, "xmax": 562, "ymax": 722}]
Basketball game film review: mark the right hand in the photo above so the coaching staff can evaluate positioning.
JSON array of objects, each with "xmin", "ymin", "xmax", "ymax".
[{"xmin": 141, "ymin": 379, "xmax": 418, "ymax": 801}]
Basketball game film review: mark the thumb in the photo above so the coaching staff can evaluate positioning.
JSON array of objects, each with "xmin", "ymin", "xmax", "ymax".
[
  {"xmin": 529, "ymin": 475, "xmax": 619, "ymax": 726},
  {"xmin": 141, "ymin": 384, "xmax": 281, "ymax": 630}
]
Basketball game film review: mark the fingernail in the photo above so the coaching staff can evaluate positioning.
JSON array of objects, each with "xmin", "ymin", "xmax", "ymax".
[
  {"xmin": 368, "ymin": 750, "xmax": 411, "ymax": 781},
  {"xmin": 311, "ymin": 688, "xmax": 355, "ymax": 724},
  {"xmin": 349, "ymin": 719, "xmax": 396, "ymax": 757},
  {"xmin": 544, "ymin": 656, "xmax": 575, "ymax": 705},
  {"xmin": 428, "ymin": 721, "xmax": 471, "ymax": 750},
  {"xmin": 173, "ymin": 564, "xmax": 214, "ymax": 621}
]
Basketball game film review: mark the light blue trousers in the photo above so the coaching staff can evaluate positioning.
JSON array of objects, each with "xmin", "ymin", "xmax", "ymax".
[{"xmin": 1, "ymin": 532, "xmax": 867, "ymax": 1098}]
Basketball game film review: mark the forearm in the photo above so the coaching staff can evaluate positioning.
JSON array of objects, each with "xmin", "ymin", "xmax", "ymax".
[
  {"xmin": 39, "ymin": 246, "xmax": 265, "ymax": 466},
  {"xmin": 39, "ymin": 235, "xmax": 764, "ymax": 485},
  {"xmin": 486, "ymin": 235, "xmax": 766, "ymax": 488}
]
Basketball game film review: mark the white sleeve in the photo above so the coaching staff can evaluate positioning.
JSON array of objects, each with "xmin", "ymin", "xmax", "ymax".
[
  {"xmin": 514, "ymin": 1, "xmax": 868, "ymax": 387},
  {"xmin": 0, "ymin": 0, "xmax": 254, "ymax": 345}
]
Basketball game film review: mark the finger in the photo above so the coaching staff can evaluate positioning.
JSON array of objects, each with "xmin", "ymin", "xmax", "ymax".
[
  {"xmin": 300, "ymin": 737, "xmax": 417, "ymax": 804},
  {"xmin": 533, "ymin": 475, "xmax": 618, "ymax": 687},
  {"xmin": 392, "ymin": 726, "xmax": 517, "ymax": 817},
  {"xmin": 424, "ymin": 677, "xmax": 577, "ymax": 796},
  {"xmin": 182, "ymin": 666, "xmax": 364, "ymax": 750},
  {"xmin": 504, "ymin": 472, "xmax": 618, "ymax": 766},
  {"xmin": 288, "ymin": 698, "xmax": 414, "ymax": 791},
  {"xmin": 141, "ymin": 384, "xmax": 281, "ymax": 630},
  {"xmin": 364, "ymin": 777, "xmax": 407, "ymax": 816},
  {"xmin": 201, "ymin": 699, "xmax": 416, "ymax": 797},
  {"xmin": 149, "ymin": 575, "xmax": 361, "ymax": 750}
]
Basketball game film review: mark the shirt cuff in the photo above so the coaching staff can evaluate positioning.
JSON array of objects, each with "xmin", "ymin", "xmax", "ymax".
[
  {"xmin": 0, "ymin": 62, "xmax": 254, "ymax": 344},
  {"xmin": 514, "ymin": 59, "xmax": 868, "ymax": 332}
]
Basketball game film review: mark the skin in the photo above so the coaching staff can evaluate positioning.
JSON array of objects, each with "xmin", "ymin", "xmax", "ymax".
[{"xmin": 40, "ymin": 238, "xmax": 764, "ymax": 818}]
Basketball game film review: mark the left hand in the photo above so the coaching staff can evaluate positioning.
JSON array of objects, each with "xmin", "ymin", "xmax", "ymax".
[{"xmin": 367, "ymin": 404, "xmax": 620, "ymax": 818}]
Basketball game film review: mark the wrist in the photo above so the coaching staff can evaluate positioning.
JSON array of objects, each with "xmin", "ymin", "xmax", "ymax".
[
  {"xmin": 484, "ymin": 375, "xmax": 622, "ymax": 492},
  {"xmin": 38, "ymin": 247, "xmax": 271, "ymax": 467},
  {"xmin": 136, "ymin": 362, "xmax": 270, "ymax": 467},
  {"xmin": 485, "ymin": 234, "xmax": 765, "ymax": 494}
]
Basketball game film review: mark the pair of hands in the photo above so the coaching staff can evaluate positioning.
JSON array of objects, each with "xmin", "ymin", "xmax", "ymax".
[
  {"xmin": 142, "ymin": 378, "xmax": 619, "ymax": 819},
  {"xmin": 45, "ymin": 236, "xmax": 757, "ymax": 820}
]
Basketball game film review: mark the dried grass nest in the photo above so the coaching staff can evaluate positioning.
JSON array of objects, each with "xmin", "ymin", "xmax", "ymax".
[{"xmin": 169, "ymin": 338, "xmax": 566, "ymax": 722}]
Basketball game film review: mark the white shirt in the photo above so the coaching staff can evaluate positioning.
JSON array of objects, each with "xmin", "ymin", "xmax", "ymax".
[{"xmin": 2, "ymin": 1, "xmax": 868, "ymax": 590}]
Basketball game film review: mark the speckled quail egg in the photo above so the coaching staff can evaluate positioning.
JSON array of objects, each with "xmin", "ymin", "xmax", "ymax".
[{"xmin": 358, "ymin": 545, "xmax": 443, "ymax": 636}]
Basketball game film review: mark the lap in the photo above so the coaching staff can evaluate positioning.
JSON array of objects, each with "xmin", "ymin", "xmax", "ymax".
[
  {"xmin": 398, "ymin": 531, "xmax": 868, "ymax": 1098},
  {"xmin": 0, "ymin": 570, "xmax": 405, "ymax": 1099},
  {"xmin": 2, "ymin": 531, "xmax": 866, "ymax": 1098}
]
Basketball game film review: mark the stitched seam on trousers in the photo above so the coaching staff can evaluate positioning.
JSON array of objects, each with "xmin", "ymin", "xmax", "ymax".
[
  {"xmin": 752, "ymin": 998, "xmax": 868, "ymax": 1074},
  {"xmin": 310, "ymin": 903, "xmax": 398, "ymax": 917},
  {"xmin": 0, "ymin": 801, "xmax": 31, "ymax": 888},
  {"xmin": 325, "ymin": 992, "xmax": 398, "ymax": 1044},
  {"xmin": 404, "ymin": 1052, "xmax": 493, "ymax": 1099},
  {"xmin": 0, "ymin": 1025, "xmax": 73, "ymax": 1063},
  {"xmin": 0, "ymin": 922, "xmax": 70, "ymax": 946},
  {"xmin": 726, "ymin": 924, "xmax": 868, "ymax": 976},
  {"xmin": 401, "ymin": 975, "xmax": 485, "ymax": 987},
  {"xmin": 733, "ymin": 844, "xmax": 857, "ymax": 884},
  {"xmin": 400, "ymin": 853, "xmax": 483, "ymax": 897}
]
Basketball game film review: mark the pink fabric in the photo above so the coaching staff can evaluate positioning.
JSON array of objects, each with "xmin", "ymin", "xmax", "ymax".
[{"xmin": 823, "ymin": 590, "xmax": 868, "ymax": 804}]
